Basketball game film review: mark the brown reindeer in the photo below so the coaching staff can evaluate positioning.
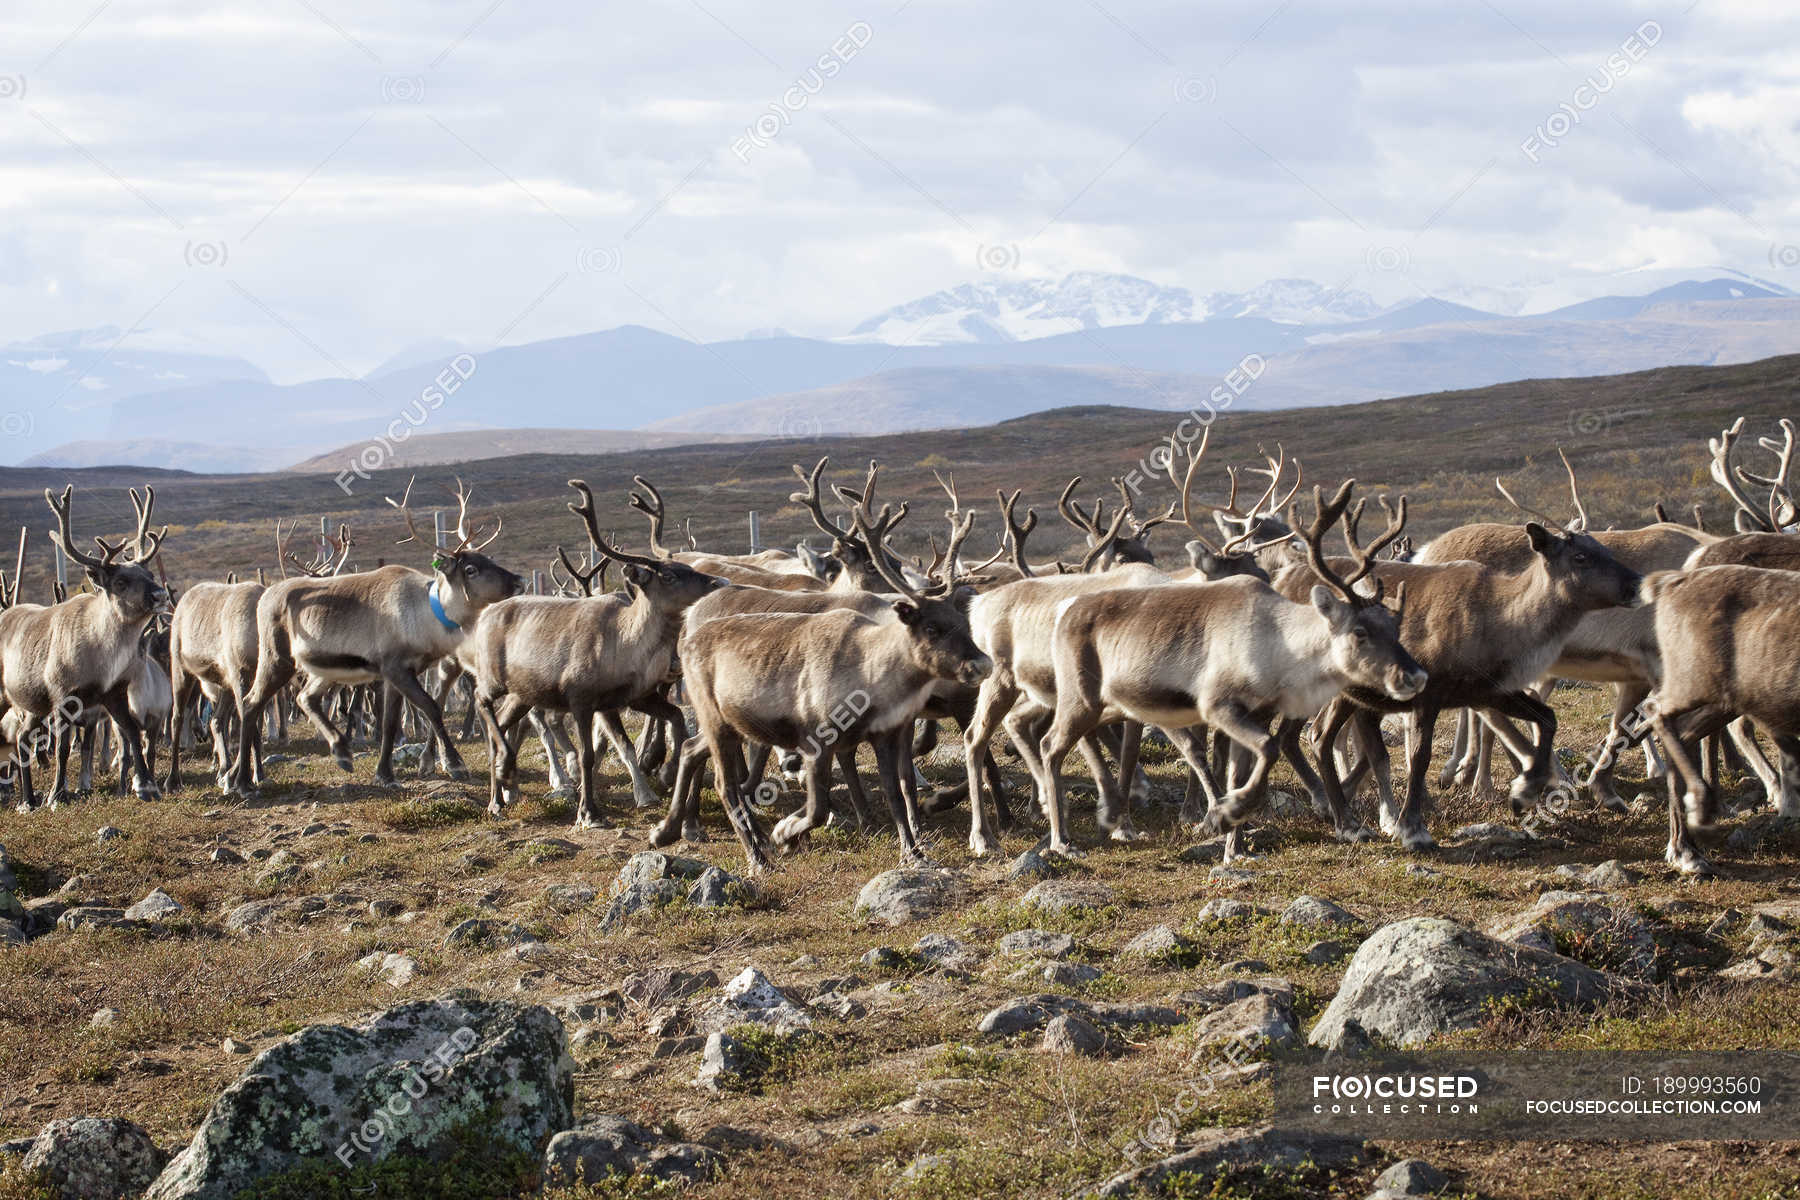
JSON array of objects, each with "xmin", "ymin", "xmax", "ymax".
[
  {"xmin": 0, "ymin": 485, "xmax": 170, "ymax": 808},
  {"xmin": 234, "ymin": 480, "xmax": 523, "ymax": 792}
]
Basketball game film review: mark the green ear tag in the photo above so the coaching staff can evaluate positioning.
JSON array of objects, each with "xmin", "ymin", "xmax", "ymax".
[{"xmin": 432, "ymin": 556, "xmax": 449, "ymax": 571}]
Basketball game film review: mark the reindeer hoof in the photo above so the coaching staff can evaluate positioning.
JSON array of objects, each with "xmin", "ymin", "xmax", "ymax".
[
  {"xmin": 333, "ymin": 753, "xmax": 353, "ymax": 773},
  {"xmin": 445, "ymin": 764, "xmax": 470, "ymax": 783},
  {"xmin": 633, "ymin": 790, "xmax": 659, "ymax": 810},
  {"xmin": 648, "ymin": 822, "xmax": 681, "ymax": 848},
  {"xmin": 1398, "ymin": 825, "xmax": 1437, "ymax": 852},
  {"xmin": 572, "ymin": 811, "xmax": 606, "ymax": 831},
  {"xmin": 1108, "ymin": 824, "xmax": 1148, "ymax": 844},
  {"xmin": 771, "ymin": 812, "xmax": 809, "ymax": 846},
  {"xmin": 1335, "ymin": 824, "xmax": 1376, "ymax": 843},
  {"xmin": 133, "ymin": 782, "xmax": 161, "ymax": 801},
  {"xmin": 681, "ymin": 821, "xmax": 707, "ymax": 843},
  {"xmin": 968, "ymin": 835, "xmax": 995, "ymax": 858},
  {"xmin": 1665, "ymin": 843, "xmax": 1713, "ymax": 877}
]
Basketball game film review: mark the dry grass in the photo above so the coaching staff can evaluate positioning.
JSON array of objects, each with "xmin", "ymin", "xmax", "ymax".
[{"xmin": 0, "ymin": 682, "xmax": 1796, "ymax": 1199}]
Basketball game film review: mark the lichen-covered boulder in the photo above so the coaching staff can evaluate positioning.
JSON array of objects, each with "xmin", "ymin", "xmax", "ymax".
[
  {"xmin": 22, "ymin": 1116, "xmax": 166, "ymax": 1199},
  {"xmin": 1309, "ymin": 916, "xmax": 1638, "ymax": 1049},
  {"xmin": 145, "ymin": 994, "xmax": 573, "ymax": 1199},
  {"xmin": 854, "ymin": 869, "xmax": 963, "ymax": 925}
]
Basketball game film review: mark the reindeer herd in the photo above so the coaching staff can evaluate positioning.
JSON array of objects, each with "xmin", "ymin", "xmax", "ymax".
[{"xmin": 2, "ymin": 415, "xmax": 1798, "ymax": 882}]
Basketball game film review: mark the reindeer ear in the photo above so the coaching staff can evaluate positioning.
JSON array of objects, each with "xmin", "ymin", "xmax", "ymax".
[
  {"xmin": 1525, "ymin": 522, "xmax": 1555, "ymax": 554},
  {"xmin": 891, "ymin": 599, "xmax": 919, "ymax": 625},
  {"xmin": 1309, "ymin": 584, "xmax": 1351, "ymax": 628},
  {"xmin": 624, "ymin": 563, "xmax": 653, "ymax": 587}
]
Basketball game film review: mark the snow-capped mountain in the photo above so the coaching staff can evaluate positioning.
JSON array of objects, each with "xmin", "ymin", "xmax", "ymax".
[
  {"xmin": 842, "ymin": 272, "xmax": 1382, "ymax": 346},
  {"xmin": 1195, "ymin": 278, "xmax": 1384, "ymax": 324}
]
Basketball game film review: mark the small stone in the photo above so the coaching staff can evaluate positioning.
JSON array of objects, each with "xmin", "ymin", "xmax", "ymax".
[
  {"xmin": 861, "ymin": 946, "xmax": 910, "ymax": 971},
  {"xmin": 901, "ymin": 1151, "xmax": 955, "ymax": 1181},
  {"xmin": 1198, "ymin": 898, "xmax": 1271, "ymax": 923},
  {"xmin": 1372, "ymin": 1157, "xmax": 1449, "ymax": 1196},
  {"xmin": 1279, "ymin": 896, "xmax": 1359, "ymax": 929},
  {"xmin": 380, "ymin": 953, "xmax": 421, "ymax": 987},
  {"xmin": 913, "ymin": 932, "xmax": 976, "ymax": 969},
  {"xmin": 57, "ymin": 906, "xmax": 131, "ymax": 932},
  {"xmin": 1176, "ymin": 843, "xmax": 1223, "ymax": 864},
  {"xmin": 1122, "ymin": 924, "xmax": 1191, "ymax": 959},
  {"xmin": 998, "ymin": 929, "xmax": 1076, "ymax": 959},
  {"xmin": 695, "ymin": 1031, "xmax": 753, "ymax": 1091},
  {"xmin": 1706, "ymin": 909, "xmax": 1745, "ymax": 938},
  {"xmin": 543, "ymin": 883, "xmax": 596, "ymax": 913},
  {"xmin": 1209, "ymin": 864, "xmax": 1258, "ymax": 886},
  {"xmin": 1303, "ymin": 940, "xmax": 1350, "ymax": 966},
  {"xmin": 443, "ymin": 918, "xmax": 538, "ymax": 949},
  {"xmin": 1403, "ymin": 863, "xmax": 1439, "ymax": 878},
  {"xmin": 686, "ymin": 865, "xmax": 749, "ymax": 909},
  {"xmin": 224, "ymin": 900, "xmax": 282, "ymax": 934},
  {"xmin": 22, "ymin": 1116, "xmax": 165, "ymax": 1199},
  {"xmin": 209, "ymin": 847, "xmax": 244, "ymax": 865},
  {"xmin": 1020, "ymin": 879, "xmax": 1115, "ymax": 914},
  {"xmin": 1583, "ymin": 860, "xmax": 1640, "ymax": 890},
  {"xmin": 221, "ymin": 1036, "xmax": 251, "ymax": 1055},
  {"xmin": 1007, "ymin": 847, "xmax": 1059, "ymax": 881},
  {"xmin": 854, "ymin": 868, "xmax": 964, "ymax": 925},
  {"xmin": 1043, "ymin": 962, "xmax": 1102, "ymax": 987},
  {"xmin": 790, "ymin": 953, "xmax": 821, "ymax": 968},
  {"xmin": 1041, "ymin": 1013, "xmax": 1109, "ymax": 1055},
  {"xmin": 301, "ymin": 822, "xmax": 328, "ymax": 836},
  {"xmin": 369, "ymin": 899, "xmax": 405, "ymax": 918},
  {"xmin": 124, "ymin": 889, "xmax": 184, "ymax": 922},
  {"xmin": 89, "ymin": 1007, "xmax": 123, "ymax": 1029},
  {"xmin": 95, "ymin": 825, "xmax": 125, "ymax": 845}
]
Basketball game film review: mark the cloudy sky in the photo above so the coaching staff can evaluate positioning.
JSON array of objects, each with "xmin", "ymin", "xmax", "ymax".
[{"xmin": 3, "ymin": 0, "xmax": 1796, "ymax": 381}]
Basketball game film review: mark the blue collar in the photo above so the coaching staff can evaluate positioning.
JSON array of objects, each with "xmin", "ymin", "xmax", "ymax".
[{"xmin": 427, "ymin": 580, "xmax": 461, "ymax": 632}]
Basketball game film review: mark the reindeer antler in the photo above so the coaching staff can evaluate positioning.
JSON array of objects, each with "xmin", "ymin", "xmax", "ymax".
[
  {"xmin": 553, "ymin": 545, "xmax": 606, "ymax": 595},
  {"xmin": 567, "ymin": 480, "xmax": 661, "ymax": 569},
  {"xmin": 43, "ymin": 486, "xmax": 109, "ymax": 572},
  {"xmin": 1734, "ymin": 418, "xmax": 1797, "ymax": 532},
  {"xmin": 628, "ymin": 475, "xmax": 671, "ymax": 558},
  {"xmin": 1291, "ymin": 480, "xmax": 1405, "ymax": 606},
  {"xmin": 997, "ymin": 488, "xmax": 1040, "ymax": 578},
  {"xmin": 1708, "ymin": 418, "xmax": 1779, "ymax": 533}
]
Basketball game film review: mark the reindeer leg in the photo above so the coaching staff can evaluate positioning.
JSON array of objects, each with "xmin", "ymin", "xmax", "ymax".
[
  {"xmin": 1115, "ymin": 720, "xmax": 1147, "ymax": 809},
  {"xmin": 1287, "ymin": 716, "xmax": 1374, "ymax": 841},
  {"xmin": 1771, "ymin": 732, "xmax": 1800, "ymax": 820},
  {"xmin": 568, "ymin": 703, "xmax": 609, "ymax": 829},
  {"xmin": 962, "ymin": 677, "xmax": 1017, "ymax": 856},
  {"xmin": 1729, "ymin": 718, "xmax": 1780, "ymax": 811},
  {"xmin": 383, "ymin": 665, "xmax": 466, "ymax": 780},
  {"xmin": 1165, "ymin": 725, "xmax": 1221, "ymax": 825},
  {"xmin": 1586, "ymin": 683, "xmax": 1647, "ymax": 813},
  {"xmin": 710, "ymin": 730, "xmax": 772, "ymax": 874},
  {"xmin": 1196, "ymin": 706, "xmax": 1284, "ymax": 835},
  {"xmin": 772, "ymin": 751, "xmax": 833, "ymax": 850},
  {"xmin": 1652, "ymin": 707, "xmax": 1727, "ymax": 876},
  {"xmin": 655, "ymin": 735, "xmax": 709, "ymax": 845},
  {"xmin": 1391, "ymin": 702, "xmax": 1440, "ymax": 851},
  {"xmin": 1077, "ymin": 729, "xmax": 1142, "ymax": 842},
  {"xmin": 834, "ymin": 744, "xmax": 874, "ymax": 832},
  {"xmin": 596, "ymin": 710, "xmax": 660, "ymax": 809},
  {"xmin": 1441, "ymin": 709, "xmax": 1469, "ymax": 787}
]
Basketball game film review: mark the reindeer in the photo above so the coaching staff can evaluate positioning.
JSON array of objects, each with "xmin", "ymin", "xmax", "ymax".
[
  {"xmin": 1637, "ymin": 563, "xmax": 1800, "ymax": 873},
  {"xmin": 0, "ymin": 485, "xmax": 170, "ymax": 808},
  {"xmin": 235, "ymin": 480, "xmax": 523, "ymax": 792},
  {"xmin": 459, "ymin": 480, "xmax": 726, "ymax": 827},
  {"xmin": 1037, "ymin": 478, "xmax": 1425, "ymax": 846},
  {"xmin": 1419, "ymin": 452, "xmax": 1713, "ymax": 810},
  {"xmin": 165, "ymin": 521, "xmax": 352, "ymax": 793},
  {"xmin": 1280, "ymin": 499, "xmax": 1644, "ymax": 850},
  {"xmin": 673, "ymin": 499, "xmax": 993, "ymax": 872}
]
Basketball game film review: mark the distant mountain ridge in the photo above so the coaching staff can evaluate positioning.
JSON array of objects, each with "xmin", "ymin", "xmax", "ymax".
[{"xmin": 10, "ymin": 271, "xmax": 1799, "ymax": 473}]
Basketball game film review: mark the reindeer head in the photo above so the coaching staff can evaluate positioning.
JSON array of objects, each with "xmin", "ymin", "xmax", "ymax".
[
  {"xmin": 387, "ymin": 478, "xmax": 525, "ymax": 609},
  {"xmin": 1292, "ymin": 481, "xmax": 1426, "ymax": 703},
  {"xmin": 568, "ymin": 479, "xmax": 728, "ymax": 613},
  {"xmin": 1526, "ymin": 524, "xmax": 1643, "ymax": 612},
  {"xmin": 1163, "ymin": 428, "xmax": 1294, "ymax": 580},
  {"xmin": 850, "ymin": 503, "xmax": 991, "ymax": 686},
  {"xmin": 44, "ymin": 485, "xmax": 170, "ymax": 623}
]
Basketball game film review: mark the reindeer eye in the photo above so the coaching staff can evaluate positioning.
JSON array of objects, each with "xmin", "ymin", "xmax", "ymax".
[
  {"xmin": 1353, "ymin": 629, "xmax": 1368, "ymax": 643},
  {"xmin": 1572, "ymin": 553, "xmax": 1589, "ymax": 565},
  {"xmin": 463, "ymin": 563, "xmax": 477, "ymax": 576}
]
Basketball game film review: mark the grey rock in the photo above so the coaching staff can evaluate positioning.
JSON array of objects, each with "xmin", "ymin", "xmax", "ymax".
[
  {"xmin": 1172, "ymin": 975, "xmax": 1297, "ymax": 1015},
  {"xmin": 913, "ymin": 932, "xmax": 976, "ymax": 969},
  {"xmin": 1403, "ymin": 863, "xmax": 1439, "ymax": 878},
  {"xmin": 1041, "ymin": 1013, "xmax": 1109, "ymax": 1055},
  {"xmin": 542, "ymin": 1114, "xmax": 719, "ymax": 1187},
  {"xmin": 998, "ymin": 929, "xmax": 1076, "ymax": 959},
  {"xmin": 1209, "ymin": 864, "xmax": 1258, "ymax": 886},
  {"xmin": 443, "ymin": 918, "xmax": 538, "ymax": 950},
  {"xmin": 978, "ymin": 994, "xmax": 1182, "ymax": 1036},
  {"xmin": 1489, "ymin": 891, "xmax": 1672, "ymax": 980},
  {"xmin": 1371, "ymin": 1157, "xmax": 1449, "ymax": 1196},
  {"xmin": 1043, "ymin": 962, "xmax": 1103, "ymax": 987},
  {"xmin": 686, "ymin": 865, "xmax": 750, "ymax": 909},
  {"xmin": 1089, "ymin": 1124, "xmax": 1367, "ymax": 1198},
  {"xmin": 146, "ymin": 995, "xmax": 573, "ymax": 1199},
  {"xmin": 23, "ymin": 1116, "xmax": 166, "ymax": 1200},
  {"xmin": 1319, "ymin": 1016, "xmax": 1376, "ymax": 1058},
  {"xmin": 369, "ymin": 899, "xmax": 405, "ymax": 919},
  {"xmin": 379, "ymin": 954, "xmax": 421, "ymax": 987},
  {"xmin": 1583, "ymin": 860, "xmax": 1640, "ymax": 891},
  {"xmin": 1007, "ymin": 847, "xmax": 1060, "ymax": 881},
  {"xmin": 1310, "ymin": 916, "xmax": 1640, "ymax": 1049},
  {"xmin": 90, "ymin": 1007, "xmax": 124, "ymax": 1029},
  {"xmin": 621, "ymin": 968, "xmax": 716, "ymax": 1008},
  {"xmin": 598, "ymin": 878, "xmax": 684, "ymax": 930},
  {"xmin": 1122, "ymin": 924, "xmax": 1191, "ymax": 959},
  {"xmin": 0, "ymin": 843, "xmax": 15, "ymax": 892},
  {"xmin": 56, "ymin": 906, "xmax": 133, "ymax": 932},
  {"xmin": 1021, "ymin": 879, "xmax": 1115, "ymax": 914},
  {"xmin": 1187, "ymin": 993, "xmax": 1299, "ymax": 1056},
  {"xmin": 1303, "ymin": 939, "xmax": 1350, "ymax": 966},
  {"xmin": 694, "ymin": 1031, "xmax": 753, "ymax": 1092},
  {"xmin": 95, "ymin": 825, "xmax": 125, "ymax": 845},
  {"xmin": 301, "ymin": 822, "xmax": 328, "ymax": 837},
  {"xmin": 124, "ymin": 889, "xmax": 184, "ymax": 923},
  {"xmin": 861, "ymin": 946, "xmax": 910, "ymax": 971},
  {"xmin": 1197, "ymin": 898, "xmax": 1270, "ymax": 924},
  {"xmin": 0, "ymin": 890, "xmax": 23, "ymax": 923},
  {"xmin": 901, "ymin": 1151, "xmax": 955, "ymax": 1181},
  {"xmin": 1280, "ymin": 895, "xmax": 1359, "ymax": 929},
  {"xmin": 223, "ymin": 901, "xmax": 281, "ymax": 935},
  {"xmin": 23, "ymin": 897, "xmax": 67, "ymax": 937},
  {"xmin": 854, "ymin": 869, "xmax": 963, "ymax": 926},
  {"xmin": 615, "ymin": 850, "xmax": 709, "ymax": 891},
  {"xmin": 1706, "ymin": 908, "xmax": 1745, "ymax": 938},
  {"xmin": 221, "ymin": 1037, "xmax": 251, "ymax": 1055},
  {"xmin": 694, "ymin": 967, "xmax": 812, "ymax": 1035},
  {"xmin": 208, "ymin": 847, "xmax": 244, "ymax": 865},
  {"xmin": 1176, "ymin": 843, "xmax": 1223, "ymax": 864},
  {"xmin": 0, "ymin": 922, "xmax": 24, "ymax": 948},
  {"xmin": 542, "ymin": 884, "xmax": 595, "ymax": 914}
]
